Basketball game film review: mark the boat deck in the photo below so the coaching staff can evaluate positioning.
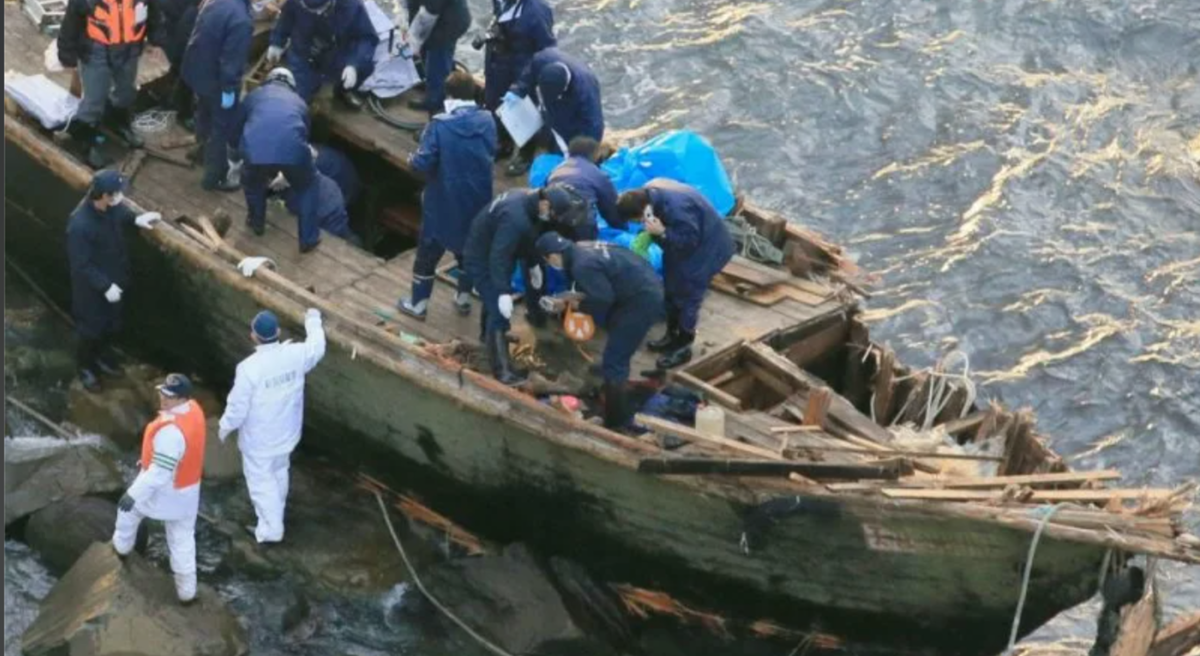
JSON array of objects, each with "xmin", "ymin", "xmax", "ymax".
[{"xmin": 3, "ymin": 5, "xmax": 849, "ymax": 384}]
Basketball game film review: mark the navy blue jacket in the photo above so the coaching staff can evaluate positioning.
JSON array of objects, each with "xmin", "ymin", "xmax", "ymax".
[
  {"xmin": 512, "ymin": 47, "xmax": 603, "ymax": 150},
  {"xmin": 463, "ymin": 190, "xmax": 540, "ymax": 294},
  {"xmin": 285, "ymin": 172, "xmax": 347, "ymax": 232},
  {"xmin": 235, "ymin": 82, "xmax": 311, "ymax": 166},
  {"xmin": 405, "ymin": 0, "xmax": 470, "ymax": 50},
  {"xmin": 271, "ymin": 0, "xmax": 378, "ymax": 74},
  {"xmin": 565, "ymin": 241, "xmax": 662, "ymax": 322},
  {"xmin": 645, "ymin": 178, "xmax": 736, "ymax": 294},
  {"xmin": 548, "ymin": 154, "xmax": 621, "ymax": 230},
  {"xmin": 411, "ymin": 105, "xmax": 497, "ymax": 253},
  {"xmin": 160, "ymin": 0, "xmax": 200, "ymax": 67},
  {"xmin": 66, "ymin": 199, "xmax": 135, "ymax": 338},
  {"xmin": 181, "ymin": 0, "xmax": 253, "ymax": 97},
  {"xmin": 483, "ymin": 0, "xmax": 554, "ymax": 102},
  {"xmin": 315, "ymin": 145, "xmax": 361, "ymax": 207}
]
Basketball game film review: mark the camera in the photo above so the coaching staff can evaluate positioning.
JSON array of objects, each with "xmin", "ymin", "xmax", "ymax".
[{"xmin": 471, "ymin": 22, "xmax": 501, "ymax": 50}]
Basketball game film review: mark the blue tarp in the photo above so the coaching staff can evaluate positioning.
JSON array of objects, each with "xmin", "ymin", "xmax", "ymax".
[{"xmin": 517, "ymin": 129, "xmax": 734, "ymax": 294}]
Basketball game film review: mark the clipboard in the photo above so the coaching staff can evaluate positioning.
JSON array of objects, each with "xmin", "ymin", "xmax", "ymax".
[{"xmin": 496, "ymin": 95, "xmax": 543, "ymax": 148}]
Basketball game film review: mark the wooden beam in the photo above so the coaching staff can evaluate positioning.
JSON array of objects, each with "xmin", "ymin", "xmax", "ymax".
[
  {"xmin": 745, "ymin": 362, "xmax": 796, "ymax": 399},
  {"xmin": 769, "ymin": 425, "xmax": 822, "ymax": 434},
  {"xmin": 803, "ymin": 387, "xmax": 831, "ymax": 427},
  {"xmin": 721, "ymin": 255, "xmax": 792, "ymax": 288},
  {"xmin": 784, "ymin": 317, "xmax": 849, "ymax": 369},
  {"xmin": 1149, "ymin": 611, "xmax": 1200, "ymax": 656},
  {"xmin": 871, "ymin": 347, "xmax": 896, "ymax": 425},
  {"xmin": 637, "ymin": 458, "xmax": 906, "ymax": 480},
  {"xmin": 880, "ymin": 488, "xmax": 1174, "ymax": 503},
  {"xmin": 781, "ymin": 444, "xmax": 1002, "ymax": 462},
  {"xmin": 672, "ymin": 372, "xmax": 743, "ymax": 411},
  {"xmin": 940, "ymin": 409, "xmax": 992, "ymax": 437},
  {"xmin": 918, "ymin": 470, "xmax": 1122, "ymax": 489},
  {"xmin": 635, "ymin": 414, "xmax": 781, "ymax": 461},
  {"xmin": 707, "ymin": 370, "xmax": 736, "ymax": 387}
]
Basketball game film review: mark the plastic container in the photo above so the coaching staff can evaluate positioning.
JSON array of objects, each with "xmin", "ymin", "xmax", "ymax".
[{"xmin": 695, "ymin": 404, "xmax": 726, "ymax": 438}]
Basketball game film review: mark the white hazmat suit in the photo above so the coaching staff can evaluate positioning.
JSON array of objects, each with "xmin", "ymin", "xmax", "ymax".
[{"xmin": 218, "ymin": 309, "xmax": 326, "ymax": 543}]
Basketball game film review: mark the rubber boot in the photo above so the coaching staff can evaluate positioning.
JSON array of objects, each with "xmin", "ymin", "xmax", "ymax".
[
  {"xmin": 107, "ymin": 107, "xmax": 143, "ymax": 147},
  {"xmin": 603, "ymin": 381, "xmax": 633, "ymax": 430},
  {"xmin": 488, "ymin": 328, "xmax": 527, "ymax": 386},
  {"xmin": 68, "ymin": 121, "xmax": 112, "ymax": 168},
  {"xmin": 655, "ymin": 330, "xmax": 695, "ymax": 370},
  {"xmin": 647, "ymin": 313, "xmax": 679, "ymax": 352}
]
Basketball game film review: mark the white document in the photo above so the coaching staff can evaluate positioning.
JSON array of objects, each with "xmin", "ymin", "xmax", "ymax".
[
  {"xmin": 497, "ymin": 95, "xmax": 543, "ymax": 148},
  {"xmin": 359, "ymin": 0, "xmax": 421, "ymax": 98}
]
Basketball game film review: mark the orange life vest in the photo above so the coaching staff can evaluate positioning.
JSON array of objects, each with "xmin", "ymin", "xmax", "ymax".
[
  {"xmin": 140, "ymin": 400, "xmax": 207, "ymax": 489},
  {"xmin": 86, "ymin": 0, "xmax": 148, "ymax": 46}
]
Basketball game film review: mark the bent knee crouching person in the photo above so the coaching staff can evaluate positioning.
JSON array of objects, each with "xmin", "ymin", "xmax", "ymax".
[
  {"xmin": 218, "ymin": 308, "xmax": 327, "ymax": 544},
  {"xmin": 112, "ymin": 373, "xmax": 207, "ymax": 604}
]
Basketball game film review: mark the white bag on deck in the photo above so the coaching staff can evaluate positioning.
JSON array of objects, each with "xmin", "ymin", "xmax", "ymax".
[
  {"xmin": 358, "ymin": 0, "xmax": 420, "ymax": 99},
  {"xmin": 497, "ymin": 95, "xmax": 544, "ymax": 148},
  {"xmin": 4, "ymin": 72, "xmax": 79, "ymax": 129},
  {"xmin": 44, "ymin": 40, "xmax": 64, "ymax": 73}
]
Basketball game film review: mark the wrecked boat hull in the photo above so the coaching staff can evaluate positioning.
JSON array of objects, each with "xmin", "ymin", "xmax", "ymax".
[{"xmin": 4, "ymin": 124, "xmax": 1105, "ymax": 655}]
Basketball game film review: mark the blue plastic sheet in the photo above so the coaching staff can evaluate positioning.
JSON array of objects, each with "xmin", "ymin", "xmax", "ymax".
[{"xmin": 516, "ymin": 129, "xmax": 732, "ymax": 293}]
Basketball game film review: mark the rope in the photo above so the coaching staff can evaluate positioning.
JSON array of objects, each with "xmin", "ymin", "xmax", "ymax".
[
  {"xmin": 1007, "ymin": 503, "xmax": 1067, "ymax": 651},
  {"xmin": 131, "ymin": 109, "xmax": 173, "ymax": 135},
  {"xmin": 5, "ymin": 396, "xmax": 79, "ymax": 441},
  {"xmin": 372, "ymin": 491, "xmax": 517, "ymax": 656},
  {"xmin": 890, "ymin": 350, "xmax": 976, "ymax": 431},
  {"xmin": 367, "ymin": 94, "xmax": 427, "ymax": 131}
]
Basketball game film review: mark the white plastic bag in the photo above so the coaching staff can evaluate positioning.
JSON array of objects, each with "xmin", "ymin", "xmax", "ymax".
[{"xmin": 44, "ymin": 40, "xmax": 64, "ymax": 73}]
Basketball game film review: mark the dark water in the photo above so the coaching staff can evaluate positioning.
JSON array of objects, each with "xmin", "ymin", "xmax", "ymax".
[{"xmin": 476, "ymin": 0, "xmax": 1200, "ymax": 645}]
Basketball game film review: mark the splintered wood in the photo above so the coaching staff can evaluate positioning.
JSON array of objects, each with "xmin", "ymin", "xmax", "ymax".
[{"xmin": 355, "ymin": 472, "xmax": 485, "ymax": 555}]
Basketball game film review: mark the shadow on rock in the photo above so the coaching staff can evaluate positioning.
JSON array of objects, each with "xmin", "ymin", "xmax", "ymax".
[
  {"xmin": 4, "ymin": 435, "xmax": 123, "ymax": 527},
  {"xmin": 25, "ymin": 495, "xmax": 147, "ymax": 575}
]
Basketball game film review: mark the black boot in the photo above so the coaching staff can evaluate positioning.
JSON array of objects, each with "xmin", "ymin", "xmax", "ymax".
[
  {"xmin": 603, "ymin": 381, "xmax": 633, "ymax": 430},
  {"xmin": 647, "ymin": 314, "xmax": 679, "ymax": 352},
  {"xmin": 336, "ymin": 88, "xmax": 364, "ymax": 110},
  {"xmin": 488, "ymin": 328, "xmax": 527, "ymax": 386},
  {"xmin": 67, "ymin": 121, "xmax": 112, "ymax": 168},
  {"xmin": 656, "ymin": 330, "xmax": 695, "ymax": 370},
  {"xmin": 107, "ymin": 107, "xmax": 144, "ymax": 147}
]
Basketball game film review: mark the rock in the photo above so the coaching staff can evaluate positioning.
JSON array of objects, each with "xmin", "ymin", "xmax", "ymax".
[
  {"xmin": 547, "ymin": 556, "xmax": 633, "ymax": 647},
  {"xmin": 417, "ymin": 543, "xmax": 584, "ymax": 654},
  {"xmin": 66, "ymin": 376, "xmax": 158, "ymax": 450},
  {"xmin": 25, "ymin": 496, "xmax": 120, "ymax": 576},
  {"xmin": 21, "ymin": 542, "xmax": 248, "ymax": 656},
  {"xmin": 4, "ymin": 436, "xmax": 123, "ymax": 526},
  {"xmin": 202, "ymin": 418, "xmax": 242, "ymax": 480}
]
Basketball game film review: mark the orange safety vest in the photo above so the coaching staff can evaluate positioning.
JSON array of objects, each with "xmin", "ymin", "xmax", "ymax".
[
  {"xmin": 140, "ymin": 400, "xmax": 207, "ymax": 489},
  {"xmin": 86, "ymin": 0, "xmax": 148, "ymax": 46}
]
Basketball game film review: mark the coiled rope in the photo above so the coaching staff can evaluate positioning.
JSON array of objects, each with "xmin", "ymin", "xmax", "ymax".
[
  {"xmin": 131, "ymin": 109, "xmax": 173, "ymax": 135},
  {"xmin": 877, "ymin": 349, "xmax": 976, "ymax": 430},
  {"xmin": 372, "ymin": 491, "xmax": 517, "ymax": 656}
]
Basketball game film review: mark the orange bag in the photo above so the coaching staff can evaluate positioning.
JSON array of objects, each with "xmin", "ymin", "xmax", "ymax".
[{"xmin": 562, "ymin": 307, "xmax": 595, "ymax": 342}]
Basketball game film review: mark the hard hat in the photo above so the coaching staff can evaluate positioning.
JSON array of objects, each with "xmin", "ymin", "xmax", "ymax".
[{"xmin": 265, "ymin": 67, "xmax": 296, "ymax": 90}]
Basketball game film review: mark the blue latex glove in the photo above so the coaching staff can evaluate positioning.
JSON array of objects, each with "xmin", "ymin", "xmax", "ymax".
[
  {"xmin": 502, "ymin": 91, "xmax": 520, "ymax": 105},
  {"xmin": 221, "ymin": 90, "xmax": 236, "ymax": 109}
]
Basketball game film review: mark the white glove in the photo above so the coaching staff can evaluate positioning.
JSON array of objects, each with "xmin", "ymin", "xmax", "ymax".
[
  {"xmin": 105, "ymin": 283, "xmax": 123, "ymax": 303},
  {"xmin": 341, "ymin": 66, "xmax": 357, "ymax": 89},
  {"xmin": 266, "ymin": 45, "xmax": 283, "ymax": 63},
  {"xmin": 306, "ymin": 308, "xmax": 321, "ymax": 322},
  {"xmin": 528, "ymin": 264, "xmax": 543, "ymax": 290},
  {"xmin": 497, "ymin": 294, "xmax": 514, "ymax": 320},
  {"xmin": 268, "ymin": 172, "xmax": 290, "ymax": 192},
  {"xmin": 309, "ymin": 144, "xmax": 319, "ymax": 159},
  {"xmin": 134, "ymin": 211, "xmax": 161, "ymax": 229},
  {"xmin": 538, "ymin": 295, "xmax": 564, "ymax": 315},
  {"xmin": 236, "ymin": 256, "xmax": 276, "ymax": 277}
]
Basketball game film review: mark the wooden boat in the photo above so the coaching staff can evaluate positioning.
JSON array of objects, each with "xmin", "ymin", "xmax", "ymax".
[{"xmin": 5, "ymin": 7, "xmax": 1198, "ymax": 653}]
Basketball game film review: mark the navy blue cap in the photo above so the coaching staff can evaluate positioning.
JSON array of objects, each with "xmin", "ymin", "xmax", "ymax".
[
  {"xmin": 535, "ymin": 232, "xmax": 573, "ymax": 256},
  {"xmin": 91, "ymin": 169, "xmax": 125, "ymax": 195},
  {"xmin": 537, "ymin": 62, "xmax": 571, "ymax": 102},
  {"xmin": 156, "ymin": 373, "xmax": 193, "ymax": 398},
  {"xmin": 252, "ymin": 310, "xmax": 281, "ymax": 342}
]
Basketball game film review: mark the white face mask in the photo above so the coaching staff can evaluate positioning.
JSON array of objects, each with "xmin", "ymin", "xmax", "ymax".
[
  {"xmin": 110, "ymin": 192, "xmax": 125, "ymax": 206},
  {"xmin": 642, "ymin": 206, "xmax": 654, "ymax": 222}
]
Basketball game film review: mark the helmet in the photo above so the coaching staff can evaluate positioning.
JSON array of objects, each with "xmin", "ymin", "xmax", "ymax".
[
  {"xmin": 536, "ymin": 62, "xmax": 572, "ymax": 103},
  {"xmin": 542, "ymin": 183, "xmax": 589, "ymax": 229},
  {"xmin": 265, "ymin": 67, "xmax": 296, "ymax": 90}
]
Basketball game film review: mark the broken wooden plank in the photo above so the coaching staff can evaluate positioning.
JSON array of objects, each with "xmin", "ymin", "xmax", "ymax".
[
  {"xmin": 673, "ymin": 371, "xmax": 744, "ymax": 411},
  {"xmin": 744, "ymin": 362, "xmax": 795, "ymax": 399},
  {"xmin": 1149, "ymin": 611, "xmax": 1200, "ymax": 656},
  {"xmin": 635, "ymin": 413, "xmax": 780, "ymax": 460},
  {"xmin": 803, "ymin": 387, "xmax": 832, "ymax": 427},
  {"xmin": 871, "ymin": 346, "xmax": 896, "ymax": 424},
  {"xmin": 781, "ymin": 444, "xmax": 1002, "ymax": 462},
  {"xmin": 746, "ymin": 343, "xmax": 895, "ymax": 445},
  {"xmin": 707, "ymin": 370, "xmax": 736, "ymax": 387},
  {"xmin": 722, "ymin": 255, "xmax": 792, "ymax": 288},
  {"xmin": 880, "ymin": 488, "xmax": 1174, "ymax": 503},
  {"xmin": 710, "ymin": 274, "xmax": 788, "ymax": 306},
  {"xmin": 769, "ymin": 425, "xmax": 823, "ymax": 434},
  {"xmin": 919, "ymin": 470, "xmax": 1122, "ymax": 489},
  {"xmin": 637, "ymin": 457, "xmax": 907, "ymax": 480},
  {"xmin": 783, "ymin": 316, "xmax": 849, "ymax": 369},
  {"xmin": 940, "ymin": 409, "xmax": 992, "ymax": 436}
]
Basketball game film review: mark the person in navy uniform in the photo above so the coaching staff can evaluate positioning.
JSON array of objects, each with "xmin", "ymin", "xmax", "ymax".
[
  {"xmin": 404, "ymin": 0, "xmax": 471, "ymax": 114},
  {"xmin": 66, "ymin": 170, "xmax": 163, "ymax": 391},
  {"xmin": 478, "ymin": 0, "xmax": 554, "ymax": 161},
  {"xmin": 398, "ymin": 71, "xmax": 497, "ymax": 320},
  {"xmin": 503, "ymin": 46, "xmax": 602, "ymax": 176},
  {"xmin": 463, "ymin": 184, "xmax": 588, "ymax": 385},
  {"xmin": 617, "ymin": 179, "xmax": 735, "ymax": 370},
  {"xmin": 535, "ymin": 234, "xmax": 663, "ymax": 430},
  {"xmin": 234, "ymin": 68, "xmax": 322, "ymax": 253},
  {"xmin": 265, "ymin": 0, "xmax": 379, "ymax": 106},
  {"xmin": 271, "ymin": 170, "xmax": 363, "ymax": 248},
  {"xmin": 313, "ymin": 144, "xmax": 362, "ymax": 208},
  {"xmin": 182, "ymin": 0, "xmax": 253, "ymax": 192},
  {"xmin": 546, "ymin": 136, "xmax": 622, "ymax": 239},
  {"xmin": 159, "ymin": 0, "xmax": 201, "ymax": 131}
]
